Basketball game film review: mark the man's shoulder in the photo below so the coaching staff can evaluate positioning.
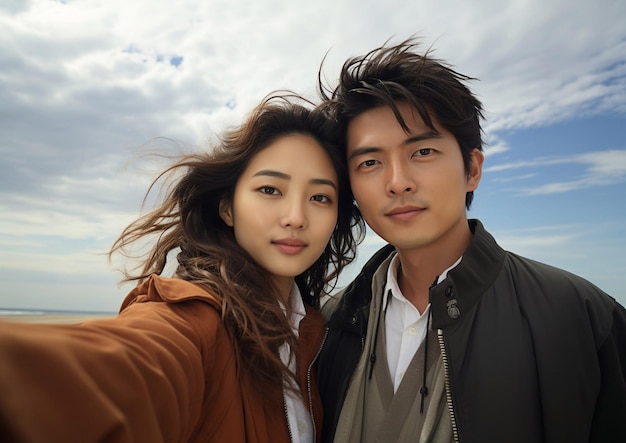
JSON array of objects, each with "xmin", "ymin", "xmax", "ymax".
[
  {"xmin": 501, "ymin": 251, "xmax": 622, "ymax": 327},
  {"xmin": 472, "ymin": 218, "xmax": 608, "ymax": 299},
  {"xmin": 505, "ymin": 251, "xmax": 605, "ymax": 294}
]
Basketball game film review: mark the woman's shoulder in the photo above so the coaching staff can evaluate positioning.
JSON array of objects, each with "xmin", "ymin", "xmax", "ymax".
[{"xmin": 121, "ymin": 274, "xmax": 222, "ymax": 311}]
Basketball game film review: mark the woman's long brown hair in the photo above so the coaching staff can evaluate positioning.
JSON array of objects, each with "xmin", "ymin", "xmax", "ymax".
[{"xmin": 110, "ymin": 94, "xmax": 364, "ymax": 395}]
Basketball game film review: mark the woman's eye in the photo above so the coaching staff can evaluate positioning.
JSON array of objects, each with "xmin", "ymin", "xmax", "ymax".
[
  {"xmin": 259, "ymin": 186, "xmax": 280, "ymax": 195},
  {"xmin": 361, "ymin": 159, "xmax": 378, "ymax": 168},
  {"xmin": 311, "ymin": 194, "xmax": 331, "ymax": 203}
]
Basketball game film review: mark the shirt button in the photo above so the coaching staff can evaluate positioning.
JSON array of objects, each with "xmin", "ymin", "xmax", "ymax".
[{"xmin": 408, "ymin": 327, "xmax": 417, "ymax": 336}]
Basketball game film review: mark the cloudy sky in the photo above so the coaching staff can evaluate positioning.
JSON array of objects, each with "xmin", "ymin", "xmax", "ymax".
[{"xmin": 1, "ymin": 0, "xmax": 625, "ymax": 312}]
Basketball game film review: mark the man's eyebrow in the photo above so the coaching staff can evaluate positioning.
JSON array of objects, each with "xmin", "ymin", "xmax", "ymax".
[
  {"xmin": 348, "ymin": 147, "xmax": 381, "ymax": 161},
  {"xmin": 349, "ymin": 131, "xmax": 443, "ymax": 161},
  {"xmin": 404, "ymin": 130, "xmax": 442, "ymax": 145},
  {"xmin": 252, "ymin": 170, "xmax": 337, "ymax": 189}
]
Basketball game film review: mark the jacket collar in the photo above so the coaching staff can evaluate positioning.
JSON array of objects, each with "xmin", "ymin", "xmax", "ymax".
[
  {"xmin": 120, "ymin": 274, "xmax": 223, "ymax": 313},
  {"xmin": 327, "ymin": 244, "xmax": 394, "ymax": 334},
  {"xmin": 329, "ymin": 219, "xmax": 506, "ymax": 332},
  {"xmin": 430, "ymin": 219, "xmax": 506, "ymax": 329}
]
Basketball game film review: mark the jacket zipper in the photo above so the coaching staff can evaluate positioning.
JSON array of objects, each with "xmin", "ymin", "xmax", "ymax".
[
  {"xmin": 283, "ymin": 392, "xmax": 294, "ymax": 442},
  {"xmin": 437, "ymin": 328, "xmax": 459, "ymax": 443},
  {"xmin": 306, "ymin": 326, "xmax": 329, "ymax": 443}
]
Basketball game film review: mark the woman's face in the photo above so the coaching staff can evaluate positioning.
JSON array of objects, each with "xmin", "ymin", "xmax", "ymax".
[{"xmin": 220, "ymin": 134, "xmax": 339, "ymax": 289}]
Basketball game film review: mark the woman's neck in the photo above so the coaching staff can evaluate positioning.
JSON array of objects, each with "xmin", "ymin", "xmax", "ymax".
[{"xmin": 273, "ymin": 276, "xmax": 295, "ymax": 305}]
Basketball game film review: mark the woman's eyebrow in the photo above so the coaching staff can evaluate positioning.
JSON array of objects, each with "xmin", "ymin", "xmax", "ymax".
[
  {"xmin": 253, "ymin": 170, "xmax": 336, "ymax": 189},
  {"xmin": 310, "ymin": 178, "xmax": 337, "ymax": 189},
  {"xmin": 253, "ymin": 169, "xmax": 289, "ymax": 179}
]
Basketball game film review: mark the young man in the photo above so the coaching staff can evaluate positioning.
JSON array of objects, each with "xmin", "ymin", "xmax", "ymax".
[{"xmin": 316, "ymin": 40, "xmax": 626, "ymax": 443}]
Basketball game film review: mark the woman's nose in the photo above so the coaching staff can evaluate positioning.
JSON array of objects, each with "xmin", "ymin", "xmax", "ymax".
[{"xmin": 280, "ymin": 200, "xmax": 307, "ymax": 229}]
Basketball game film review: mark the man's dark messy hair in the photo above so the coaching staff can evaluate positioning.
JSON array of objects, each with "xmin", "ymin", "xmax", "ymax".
[{"xmin": 319, "ymin": 38, "xmax": 484, "ymax": 208}]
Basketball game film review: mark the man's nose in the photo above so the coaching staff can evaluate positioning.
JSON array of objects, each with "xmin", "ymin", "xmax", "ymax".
[{"xmin": 386, "ymin": 160, "xmax": 415, "ymax": 195}]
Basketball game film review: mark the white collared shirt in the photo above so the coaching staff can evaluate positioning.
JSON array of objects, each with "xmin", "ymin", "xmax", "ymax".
[
  {"xmin": 278, "ymin": 284, "xmax": 313, "ymax": 443},
  {"xmin": 383, "ymin": 254, "xmax": 461, "ymax": 392}
]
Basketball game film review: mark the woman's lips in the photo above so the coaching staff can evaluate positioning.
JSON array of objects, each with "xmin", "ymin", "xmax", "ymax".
[{"xmin": 273, "ymin": 239, "xmax": 306, "ymax": 254}]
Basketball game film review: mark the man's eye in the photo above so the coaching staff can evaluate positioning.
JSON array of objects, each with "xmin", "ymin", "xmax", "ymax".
[
  {"xmin": 362, "ymin": 159, "xmax": 377, "ymax": 167},
  {"xmin": 415, "ymin": 148, "xmax": 432, "ymax": 156}
]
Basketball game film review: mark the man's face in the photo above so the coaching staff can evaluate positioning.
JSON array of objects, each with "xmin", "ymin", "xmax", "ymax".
[{"xmin": 346, "ymin": 102, "xmax": 483, "ymax": 253}]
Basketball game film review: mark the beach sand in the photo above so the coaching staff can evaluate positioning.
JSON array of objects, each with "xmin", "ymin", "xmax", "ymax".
[{"xmin": 0, "ymin": 313, "xmax": 117, "ymax": 324}]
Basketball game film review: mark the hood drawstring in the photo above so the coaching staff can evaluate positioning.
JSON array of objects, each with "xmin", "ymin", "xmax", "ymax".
[
  {"xmin": 419, "ymin": 276, "xmax": 438, "ymax": 415},
  {"xmin": 368, "ymin": 290, "xmax": 391, "ymax": 380}
]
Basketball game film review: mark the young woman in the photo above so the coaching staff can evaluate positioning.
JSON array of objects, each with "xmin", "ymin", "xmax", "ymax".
[{"xmin": 0, "ymin": 95, "xmax": 364, "ymax": 443}]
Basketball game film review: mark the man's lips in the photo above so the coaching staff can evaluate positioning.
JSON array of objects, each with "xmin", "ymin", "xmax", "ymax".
[
  {"xmin": 273, "ymin": 239, "xmax": 307, "ymax": 254},
  {"xmin": 385, "ymin": 205, "xmax": 424, "ymax": 220}
]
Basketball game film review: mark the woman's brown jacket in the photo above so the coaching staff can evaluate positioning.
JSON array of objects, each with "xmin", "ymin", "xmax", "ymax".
[{"xmin": 0, "ymin": 275, "xmax": 326, "ymax": 442}]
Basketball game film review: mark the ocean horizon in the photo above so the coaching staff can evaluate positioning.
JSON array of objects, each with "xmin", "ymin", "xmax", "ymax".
[
  {"xmin": 0, "ymin": 308, "xmax": 117, "ymax": 323},
  {"xmin": 0, "ymin": 308, "xmax": 117, "ymax": 317}
]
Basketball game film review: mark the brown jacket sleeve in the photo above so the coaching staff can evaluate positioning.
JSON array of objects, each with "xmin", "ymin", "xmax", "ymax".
[{"xmin": 0, "ymin": 299, "xmax": 219, "ymax": 443}]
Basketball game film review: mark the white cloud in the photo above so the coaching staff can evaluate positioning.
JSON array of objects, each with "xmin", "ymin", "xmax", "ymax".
[
  {"xmin": 1, "ymin": 0, "xmax": 625, "ymax": 310},
  {"xmin": 501, "ymin": 234, "xmax": 584, "ymax": 257},
  {"xmin": 492, "ymin": 224, "xmax": 587, "ymax": 262},
  {"xmin": 485, "ymin": 150, "xmax": 626, "ymax": 195},
  {"xmin": 0, "ymin": 248, "xmax": 110, "ymax": 275},
  {"xmin": 483, "ymin": 135, "xmax": 511, "ymax": 157},
  {"xmin": 491, "ymin": 173, "xmax": 537, "ymax": 184}
]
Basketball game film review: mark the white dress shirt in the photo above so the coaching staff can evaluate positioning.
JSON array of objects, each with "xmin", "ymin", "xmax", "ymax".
[
  {"xmin": 278, "ymin": 284, "xmax": 313, "ymax": 443},
  {"xmin": 383, "ymin": 254, "xmax": 462, "ymax": 392}
]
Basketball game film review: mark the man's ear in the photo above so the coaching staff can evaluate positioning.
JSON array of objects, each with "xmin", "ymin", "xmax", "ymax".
[
  {"xmin": 466, "ymin": 148, "xmax": 484, "ymax": 192},
  {"xmin": 218, "ymin": 198, "xmax": 234, "ymax": 227}
]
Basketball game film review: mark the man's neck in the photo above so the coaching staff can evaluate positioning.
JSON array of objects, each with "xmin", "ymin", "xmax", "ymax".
[{"xmin": 395, "ymin": 221, "xmax": 472, "ymax": 311}]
